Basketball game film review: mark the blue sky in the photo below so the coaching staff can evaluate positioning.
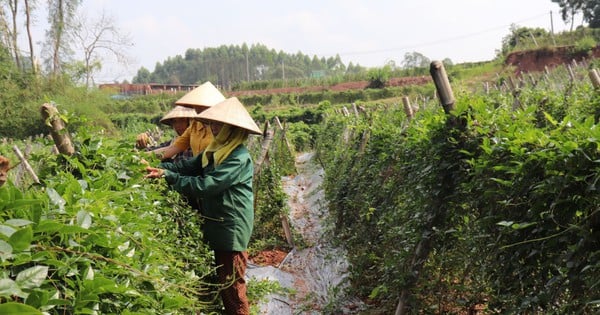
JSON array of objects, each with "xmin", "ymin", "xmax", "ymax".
[{"xmin": 24, "ymin": 0, "xmax": 578, "ymax": 83}]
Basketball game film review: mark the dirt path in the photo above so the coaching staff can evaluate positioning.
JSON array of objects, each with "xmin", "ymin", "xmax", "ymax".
[{"xmin": 247, "ymin": 152, "xmax": 364, "ymax": 314}]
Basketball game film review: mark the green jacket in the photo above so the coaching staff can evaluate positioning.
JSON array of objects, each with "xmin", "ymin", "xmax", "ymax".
[{"xmin": 159, "ymin": 145, "xmax": 254, "ymax": 251}]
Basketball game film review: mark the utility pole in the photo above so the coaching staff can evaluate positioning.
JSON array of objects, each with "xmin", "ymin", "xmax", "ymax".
[
  {"xmin": 245, "ymin": 51, "xmax": 249, "ymax": 81},
  {"xmin": 550, "ymin": 11, "xmax": 556, "ymax": 46}
]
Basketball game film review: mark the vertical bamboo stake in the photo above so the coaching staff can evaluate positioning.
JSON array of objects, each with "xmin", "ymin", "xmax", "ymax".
[
  {"xmin": 429, "ymin": 61, "xmax": 455, "ymax": 114},
  {"xmin": 40, "ymin": 103, "xmax": 75, "ymax": 156},
  {"xmin": 567, "ymin": 64, "xmax": 575, "ymax": 82},
  {"xmin": 274, "ymin": 116, "xmax": 294, "ymax": 157},
  {"xmin": 280, "ymin": 210, "xmax": 294, "ymax": 248},
  {"xmin": 253, "ymin": 121, "xmax": 273, "ymax": 176},
  {"xmin": 342, "ymin": 106, "xmax": 350, "ymax": 117},
  {"xmin": 351, "ymin": 102, "xmax": 360, "ymax": 118},
  {"xmin": 589, "ymin": 69, "xmax": 600, "ymax": 89},
  {"xmin": 507, "ymin": 77, "xmax": 523, "ymax": 111},
  {"xmin": 402, "ymin": 96, "xmax": 413, "ymax": 120}
]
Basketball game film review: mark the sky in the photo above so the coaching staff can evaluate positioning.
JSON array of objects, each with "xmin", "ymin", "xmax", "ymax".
[{"xmin": 22, "ymin": 0, "xmax": 580, "ymax": 83}]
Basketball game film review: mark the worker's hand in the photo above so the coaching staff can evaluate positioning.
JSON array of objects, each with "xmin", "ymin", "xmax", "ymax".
[
  {"xmin": 135, "ymin": 133, "xmax": 150, "ymax": 149},
  {"xmin": 144, "ymin": 166, "xmax": 164, "ymax": 179},
  {"xmin": 140, "ymin": 158, "xmax": 150, "ymax": 167}
]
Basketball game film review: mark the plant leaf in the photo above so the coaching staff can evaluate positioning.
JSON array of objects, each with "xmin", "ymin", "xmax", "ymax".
[
  {"xmin": 0, "ymin": 302, "xmax": 42, "ymax": 315},
  {"xmin": 16, "ymin": 265, "xmax": 49, "ymax": 289}
]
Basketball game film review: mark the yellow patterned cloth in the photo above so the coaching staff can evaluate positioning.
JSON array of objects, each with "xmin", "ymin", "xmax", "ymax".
[
  {"xmin": 173, "ymin": 120, "xmax": 213, "ymax": 156},
  {"xmin": 202, "ymin": 124, "xmax": 247, "ymax": 167}
]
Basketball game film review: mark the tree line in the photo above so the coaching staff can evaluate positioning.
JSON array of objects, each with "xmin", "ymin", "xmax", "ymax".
[{"xmin": 131, "ymin": 43, "xmax": 367, "ymax": 88}]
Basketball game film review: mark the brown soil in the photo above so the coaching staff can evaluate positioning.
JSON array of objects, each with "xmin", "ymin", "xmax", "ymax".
[
  {"xmin": 249, "ymin": 248, "xmax": 288, "ymax": 266},
  {"xmin": 229, "ymin": 75, "xmax": 431, "ymax": 97},
  {"xmin": 505, "ymin": 45, "xmax": 600, "ymax": 75}
]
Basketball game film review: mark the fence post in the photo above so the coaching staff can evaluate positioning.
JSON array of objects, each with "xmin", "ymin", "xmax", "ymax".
[
  {"xmin": 253, "ymin": 121, "xmax": 273, "ymax": 177},
  {"xmin": 429, "ymin": 61, "xmax": 455, "ymax": 114},
  {"xmin": 589, "ymin": 69, "xmax": 600, "ymax": 89},
  {"xmin": 402, "ymin": 96, "xmax": 414, "ymax": 120},
  {"xmin": 40, "ymin": 103, "xmax": 75, "ymax": 156},
  {"xmin": 274, "ymin": 116, "xmax": 294, "ymax": 158}
]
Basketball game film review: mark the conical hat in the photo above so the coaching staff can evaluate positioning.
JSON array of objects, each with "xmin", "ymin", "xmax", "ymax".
[
  {"xmin": 159, "ymin": 105, "xmax": 199, "ymax": 125},
  {"xmin": 175, "ymin": 81, "xmax": 226, "ymax": 109},
  {"xmin": 197, "ymin": 97, "xmax": 262, "ymax": 135}
]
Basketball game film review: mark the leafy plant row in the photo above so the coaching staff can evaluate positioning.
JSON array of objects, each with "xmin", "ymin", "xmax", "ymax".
[
  {"xmin": 314, "ymin": 65, "xmax": 600, "ymax": 314},
  {"xmin": 0, "ymin": 116, "xmax": 296, "ymax": 313}
]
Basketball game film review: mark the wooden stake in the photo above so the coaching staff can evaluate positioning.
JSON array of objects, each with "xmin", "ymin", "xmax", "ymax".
[
  {"xmin": 40, "ymin": 103, "xmax": 75, "ymax": 156},
  {"xmin": 281, "ymin": 213, "xmax": 294, "ymax": 248},
  {"xmin": 12, "ymin": 145, "xmax": 40, "ymax": 184},
  {"xmin": 274, "ymin": 116, "xmax": 294, "ymax": 158},
  {"xmin": 589, "ymin": 69, "xmax": 600, "ymax": 89},
  {"xmin": 567, "ymin": 64, "xmax": 575, "ymax": 82},
  {"xmin": 254, "ymin": 121, "xmax": 274, "ymax": 177},
  {"xmin": 429, "ymin": 61, "xmax": 455, "ymax": 114},
  {"xmin": 402, "ymin": 96, "xmax": 413, "ymax": 120}
]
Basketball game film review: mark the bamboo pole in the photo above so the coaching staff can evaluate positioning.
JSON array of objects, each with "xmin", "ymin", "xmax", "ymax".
[
  {"xmin": 429, "ymin": 61, "xmax": 455, "ymax": 114},
  {"xmin": 253, "ymin": 121, "xmax": 273, "ymax": 176},
  {"xmin": 12, "ymin": 145, "xmax": 40, "ymax": 185},
  {"xmin": 507, "ymin": 77, "xmax": 523, "ymax": 111},
  {"xmin": 402, "ymin": 96, "xmax": 413, "ymax": 120},
  {"xmin": 351, "ymin": 102, "xmax": 359, "ymax": 117},
  {"xmin": 589, "ymin": 69, "xmax": 600, "ymax": 89},
  {"xmin": 280, "ymin": 213, "xmax": 294, "ymax": 248},
  {"xmin": 567, "ymin": 64, "xmax": 575, "ymax": 82},
  {"xmin": 274, "ymin": 116, "xmax": 294, "ymax": 158},
  {"xmin": 40, "ymin": 103, "xmax": 75, "ymax": 156}
]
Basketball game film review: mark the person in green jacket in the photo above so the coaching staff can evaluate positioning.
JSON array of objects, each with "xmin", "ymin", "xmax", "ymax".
[{"xmin": 144, "ymin": 97, "xmax": 262, "ymax": 315}]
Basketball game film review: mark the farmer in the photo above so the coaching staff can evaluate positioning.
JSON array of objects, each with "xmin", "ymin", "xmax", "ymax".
[
  {"xmin": 135, "ymin": 105, "xmax": 198, "ymax": 162},
  {"xmin": 148, "ymin": 81, "xmax": 225, "ymax": 160},
  {"xmin": 144, "ymin": 97, "xmax": 262, "ymax": 315}
]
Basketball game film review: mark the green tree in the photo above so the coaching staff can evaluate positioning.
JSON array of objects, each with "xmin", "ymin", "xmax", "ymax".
[
  {"xmin": 552, "ymin": 0, "xmax": 600, "ymax": 29},
  {"xmin": 44, "ymin": 0, "xmax": 80, "ymax": 75},
  {"xmin": 133, "ymin": 66, "xmax": 152, "ymax": 83},
  {"xmin": 401, "ymin": 51, "xmax": 430, "ymax": 69},
  {"xmin": 366, "ymin": 64, "xmax": 391, "ymax": 88},
  {"xmin": 499, "ymin": 25, "xmax": 548, "ymax": 55}
]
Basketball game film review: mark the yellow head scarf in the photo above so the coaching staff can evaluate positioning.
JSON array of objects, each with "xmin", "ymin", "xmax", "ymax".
[{"xmin": 201, "ymin": 124, "xmax": 248, "ymax": 168}]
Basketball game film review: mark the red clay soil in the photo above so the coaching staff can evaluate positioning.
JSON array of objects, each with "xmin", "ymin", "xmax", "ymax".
[
  {"xmin": 229, "ymin": 76, "xmax": 431, "ymax": 97},
  {"xmin": 230, "ymin": 46, "xmax": 600, "ymax": 97},
  {"xmin": 505, "ymin": 45, "xmax": 600, "ymax": 75},
  {"xmin": 249, "ymin": 248, "xmax": 289, "ymax": 266}
]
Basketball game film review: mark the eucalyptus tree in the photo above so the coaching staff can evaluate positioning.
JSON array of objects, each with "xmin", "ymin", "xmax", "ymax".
[
  {"xmin": 44, "ymin": 0, "xmax": 80, "ymax": 75},
  {"xmin": 551, "ymin": 0, "xmax": 600, "ymax": 29},
  {"xmin": 0, "ymin": 0, "xmax": 21, "ymax": 69},
  {"xmin": 24, "ymin": 0, "xmax": 37, "ymax": 73}
]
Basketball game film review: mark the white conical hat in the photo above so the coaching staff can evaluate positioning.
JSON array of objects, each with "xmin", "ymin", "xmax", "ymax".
[
  {"xmin": 197, "ymin": 97, "xmax": 262, "ymax": 135},
  {"xmin": 159, "ymin": 105, "xmax": 199, "ymax": 125},
  {"xmin": 175, "ymin": 81, "xmax": 226, "ymax": 109}
]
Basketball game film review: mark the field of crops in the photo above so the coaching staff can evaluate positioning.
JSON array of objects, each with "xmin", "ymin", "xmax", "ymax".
[{"xmin": 1, "ymin": 56, "xmax": 600, "ymax": 314}]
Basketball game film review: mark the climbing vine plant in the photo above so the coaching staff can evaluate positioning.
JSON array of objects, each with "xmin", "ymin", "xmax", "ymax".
[{"xmin": 315, "ymin": 67, "xmax": 600, "ymax": 314}]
